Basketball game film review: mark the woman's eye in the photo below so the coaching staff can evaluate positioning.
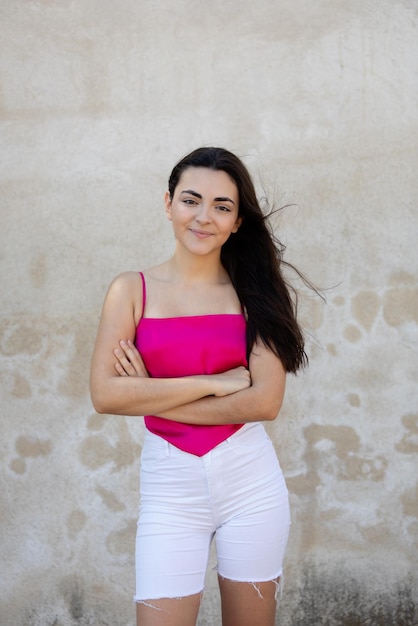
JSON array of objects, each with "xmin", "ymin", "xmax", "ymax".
[
  {"xmin": 183, "ymin": 199, "xmax": 197, "ymax": 205},
  {"xmin": 216, "ymin": 205, "xmax": 231, "ymax": 212}
]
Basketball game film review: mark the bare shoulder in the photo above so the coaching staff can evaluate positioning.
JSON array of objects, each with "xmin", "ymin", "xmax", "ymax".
[
  {"xmin": 109, "ymin": 270, "xmax": 142, "ymax": 287},
  {"xmin": 103, "ymin": 271, "xmax": 144, "ymax": 322}
]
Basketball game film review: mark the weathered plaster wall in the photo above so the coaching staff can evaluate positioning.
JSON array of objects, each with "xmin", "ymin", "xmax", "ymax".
[{"xmin": 1, "ymin": 1, "xmax": 417, "ymax": 624}]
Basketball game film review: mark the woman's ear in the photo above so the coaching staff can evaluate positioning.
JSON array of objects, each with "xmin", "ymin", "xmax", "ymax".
[
  {"xmin": 164, "ymin": 191, "xmax": 172, "ymax": 221},
  {"xmin": 231, "ymin": 216, "xmax": 242, "ymax": 233}
]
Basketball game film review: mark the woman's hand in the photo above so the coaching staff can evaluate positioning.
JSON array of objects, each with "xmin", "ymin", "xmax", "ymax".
[
  {"xmin": 211, "ymin": 366, "xmax": 251, "ymax": 396},
  {"xmin": 114, "ymin": 340, "xmax": 149, "ymax": 378},
  {"xmin": 114, "ymin": 339, "xmax": 250, "ymax": 396}
]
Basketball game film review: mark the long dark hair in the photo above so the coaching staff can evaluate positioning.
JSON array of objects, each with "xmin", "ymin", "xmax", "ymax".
[{"xmin": 168, "ymin": 147, "xmax": 308, "ymax": 373}]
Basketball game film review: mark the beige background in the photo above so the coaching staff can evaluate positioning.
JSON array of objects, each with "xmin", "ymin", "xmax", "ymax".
[{"xmin": 1, "ymin": 1, "xmax": 417, "ymax": 624}]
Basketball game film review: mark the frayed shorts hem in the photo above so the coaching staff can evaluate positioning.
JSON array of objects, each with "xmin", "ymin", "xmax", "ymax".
[
  {"xmin": 133, "ymin": 587, "xmax": 205, "ymax": 604},
  {"xmin": 217, "ymin": 572, "xmax": 285, "ymax": 601},
  {"xmin": 133, "ymin": 574, "xmax": 284, "ymax": 607},
  {"xmin": 216, "ymin": 564, "xmax": 283, "ymax": 584}
]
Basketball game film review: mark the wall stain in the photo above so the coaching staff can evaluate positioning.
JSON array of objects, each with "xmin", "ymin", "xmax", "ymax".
[
  {"xmin": 286, "ymin": 472, "xmax": 320, "ymax": 497},
  {"xmin": 112, "ymin": 420, "xmax": 141, "ymax": 470},
  {"xmin": 344, "ymin": 280, "xmax": 418, "ymax": 339},
  {"xmin": 95, "ymin": 485, "xmax": 125, "ymax": 512},
  {"xmin": 318, "ymin": 508, "xmax": 340, "ymax": 523},
  {"xmin": 320, "ymin": 425, "xmax": 379, "ymax": 480},
  {"xmin": 79, "ymin": 435, "xmax": 114, "ymax": 469},
  {"xmin": 289, "ymin": 423, "xmax": 388, "ymax": 498},
  {"xmin": 29, "ymin": 252, "xmax": 47, "ymax": 289},
  {"xmin": 60, "ymin": 577, "xmax": 84, "ymax": 621},
  {"xmin": 67, "ymin": 510, "xmax": 87, "ymax": 540},
  {"xmin": 78, "ymin": 420, "xmax": 141, "ymax": 471},
  {"xmin": 351, "ymin": 290, "xmax": 380, "ymax": 331},
  {"xmin": 383, "ymin": 286, "xmax": 418, "ymax": 327},
  {"xmin": 284, "ymin": 562, "xmax": 418, "ymax": 626},
  {"xmin": 327, "ymin": 343, "xmax": 337, "ymax": 356},
  {"xmin": 333, "ymin": 296, "xmax": 345, "ymax": 306},
  {"xmin": 396, "ymin": 414, "xmax": 418, "ymax": 454},
  {"xmin": 11, "ymin": 372, "xmax": 31, "ymax": 398},
  {"xmin": 58, "ymin": 317, "xmax": 97, "ymax": 400},
  {"xmin": 344, "ymin": 324, "xmax": 362, "ymax": 342},
  {"xmin": 305, "ymin": 423, "xmax": 361, "ymax": 464},
  {"xmin": 360, "ymin": 521, "xmax": 392, "ymax": 544},
  {"xmin": 87, "ymin": 412, "xmax": 108, "ymax": 431},
  {"xmin": 301, "ymin": 298, "xmax": 324, "ymax": 331},
  {"xmin": 389, "ymin": 271, "xmax": 415, "ymax": 287},
  {"xmin": 347, "ymin": 393, "xmax": 360, "ymax": 407},
  {"xmin": 10, "ymin": 436, "xmax": 53, "ymax": 475},
  {"xmin": 16, "ymin": 435, "xmax": 52, "ymax": 458},
  {"xmin": 344, "ymin": 454, "xmax": 388, "ymax": 481},
  {"xmin": 105, "ymin": 519, "xmax": 136, "ymax": 556},
  {"xmin": 407, "ymin": 521, "xmax": 418, "ymax": 547},
  {"xmin": 0, "ymin": 318, "xmax": 43, "ymax": 356},
  {"xmin": 401, "ymin": 483, "xmax": 418, "ymax": 520},
  {"xmin": 9, "ymin": 457, "xmax": 26, "ymax": 475}
]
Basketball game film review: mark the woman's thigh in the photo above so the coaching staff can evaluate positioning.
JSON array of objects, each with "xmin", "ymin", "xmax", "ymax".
[
  {"xmin": 214, "ymin": 423, "xmax": 290, "ymax": 582},
  {"xmin": 136, "ymin": 593, "xmax": 202, "ymax": 626},
  {"xmin": 135, "ymin": 432, "xmax": 215, "ymax": 602},
  {"xmin": 218, "ymin": 576, "xmax": 278, "ymax": 626}
]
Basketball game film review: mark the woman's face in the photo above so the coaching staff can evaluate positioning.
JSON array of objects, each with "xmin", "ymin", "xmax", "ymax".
[{"xmin": 165, "ymin": 167, "xmax": 241, "ymax": 257}]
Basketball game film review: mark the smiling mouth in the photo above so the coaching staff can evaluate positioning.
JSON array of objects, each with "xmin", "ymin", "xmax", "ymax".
[{"xmin": 190, "ymin": 229, "xmax": 213, "ymax": 238}]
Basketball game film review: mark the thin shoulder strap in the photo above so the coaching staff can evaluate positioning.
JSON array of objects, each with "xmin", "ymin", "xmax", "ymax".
[{"xmin": 139, "ymin": 272, "xmax": 146, "ymax": 317}]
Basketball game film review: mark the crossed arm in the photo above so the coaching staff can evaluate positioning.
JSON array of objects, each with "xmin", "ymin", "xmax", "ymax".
[{"xmin": 90, "ymin": 272, "xmax": 286, "ymax": 425}]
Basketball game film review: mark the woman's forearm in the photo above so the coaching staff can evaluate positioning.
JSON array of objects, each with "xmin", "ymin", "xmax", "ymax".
[
  {"xmin": 90, "ymin": 367, "xmax": 251, "ymax": 417},
  {"xmin": 156, "ymin": 382, "xmax": 283, "ymax": 425},
  {"xmin": 91, "ymin": 374, "xmax": 216, "ymax": 417}
]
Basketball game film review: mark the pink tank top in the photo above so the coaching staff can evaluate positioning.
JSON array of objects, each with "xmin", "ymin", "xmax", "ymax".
[{"xmin": 135, "ymin": 272, "xmax": 246, "ymax": 456}]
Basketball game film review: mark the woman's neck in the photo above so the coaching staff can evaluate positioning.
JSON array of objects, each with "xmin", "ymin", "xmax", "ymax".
[{"xmin": 165, "ymin": 249, "xmax": 229, "ymax": 285}]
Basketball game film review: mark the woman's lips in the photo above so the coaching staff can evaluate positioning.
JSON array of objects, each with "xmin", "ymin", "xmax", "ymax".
[{"xmin": 190, "ymin": 229, "xmax": 213, "ymax": 238}]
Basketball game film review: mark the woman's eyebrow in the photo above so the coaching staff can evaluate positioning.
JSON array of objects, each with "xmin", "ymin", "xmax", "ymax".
[
  {"xmin": 215, "ymin": 196, "xmax": 236, "ymax": 205},
  {"xmin": 180, "ymin": 189, "xmax": 236, "ymax": 205},
  {"xmin": 181, "ymin": 189, "xmax": 202, "ymax": 199}
]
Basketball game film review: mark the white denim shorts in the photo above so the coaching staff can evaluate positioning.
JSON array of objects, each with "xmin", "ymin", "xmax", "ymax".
[{"xmin": 134, "ymin": 422, "xmax": 290, "ymax": 601}]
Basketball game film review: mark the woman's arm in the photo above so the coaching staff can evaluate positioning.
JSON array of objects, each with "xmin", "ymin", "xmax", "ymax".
[
  {"xmin": 156, "ymin": 339, "xmax": 286, "ymax": 425},
  {"xmin": 90, "ymin": 272, "xmax": 250, "ymax": 417},
  {"xmin": 114, "ymin": 336, "xmax": 286, "ymax": 425}
]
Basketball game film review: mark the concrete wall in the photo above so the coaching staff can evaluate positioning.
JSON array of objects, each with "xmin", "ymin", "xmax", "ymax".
[{"xmin": 1, "ymin": 1, "xmax": 417, "ymax": 624}]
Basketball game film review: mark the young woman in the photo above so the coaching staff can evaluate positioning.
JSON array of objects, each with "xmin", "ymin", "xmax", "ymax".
[{"xmin": 90, "ymin": 147, "xmax": 307, "ymax": 626}]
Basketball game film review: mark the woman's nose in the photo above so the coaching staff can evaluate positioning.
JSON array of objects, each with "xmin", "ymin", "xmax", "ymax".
[{"xmin": 196, "ymin": 204, "xmax": 211, "ymax": 224}]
